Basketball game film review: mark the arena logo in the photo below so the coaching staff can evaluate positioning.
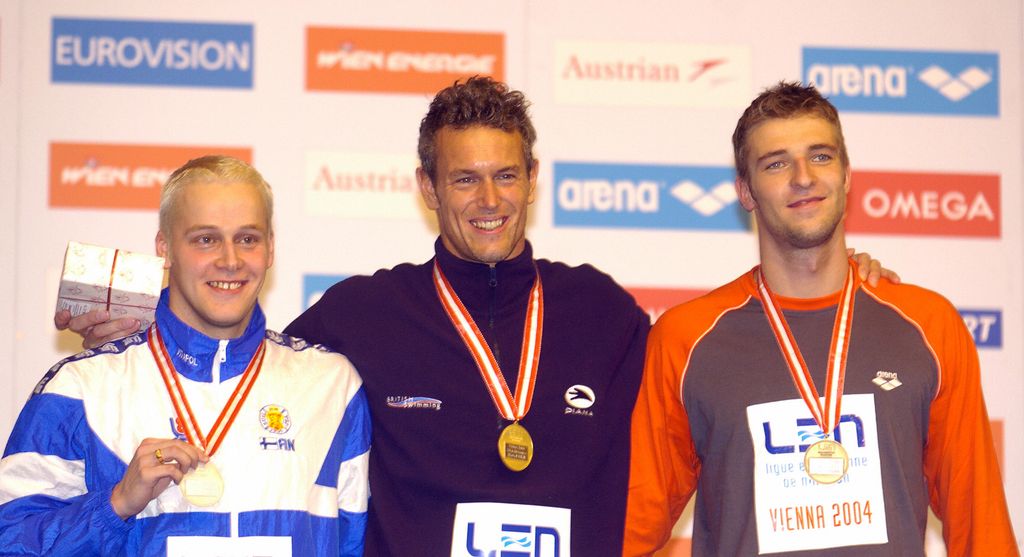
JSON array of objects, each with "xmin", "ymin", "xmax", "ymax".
[
  {"xmin": 802, "ymin": 47, "xmax": 998, "ymax": 116},
  {"xmin": 306, "ymin": 27, "xmax": 504, "ymax": 94},
  {"xmin": 554, "ymin": 162, "xmax": 746, "ymax": 231},
  {"xmin": 51, "ymin": 18, "xmax": 253, "ymax": 88},
  {"xmin": 554, "ymin": 40, "xmax": 751, "ymax": 107},
  {"xmin": 959, "ymin": 309, "xmax": 1002, "ymax": 348},
  {"xmin": 305, "ymin": 152, "xmax": 423, "ymax": 219},
  {"xmin": 626, "ymin": 287, "xmax": 707, "ymax": 323},
  {"xmin": 302, "ymin": 274, "xmax": 349, "ymax": 310},
  {"xmin": 846, "ymin": 171, "xmax": 1000, "ymax": 238},
  {"xmin": 49, "ymin": 142, "xmax": 252, "ymax": 210}
]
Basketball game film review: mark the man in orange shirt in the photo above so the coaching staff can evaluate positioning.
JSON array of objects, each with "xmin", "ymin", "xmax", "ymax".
[{"xmin": 624, "ymin": 82, "xmax": 1018, "ymax": 556}]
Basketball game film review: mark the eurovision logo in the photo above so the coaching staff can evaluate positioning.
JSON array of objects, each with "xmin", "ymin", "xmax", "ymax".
[
  {"xmin": 306, "ymin": 27, "xmax": 503, "ymax": 94},
  {"xmin": 51, "ymin": 17, "xmax": 253, "ymax": 88},
  {"xmin": 802, "ymin": 47, "xmax": 998, "ymax": 116},
  {"xmin": 846, "ymin": 171, "xmax": 999, "ymax": 238},
  {"xmin": 554, "ymin": 40, "xmax": 751, "ymax": 107},
  {"xmin": 553, "ymin": 162, "xmax": 746, "ymax": 231},
  {"xmin": 49, "ymin": 142, "xmax": 252, "ymax": 210}
]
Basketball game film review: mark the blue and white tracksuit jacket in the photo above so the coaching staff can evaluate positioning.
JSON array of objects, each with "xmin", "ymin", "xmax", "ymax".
[{"xmin": 0, "ymin": 291, "xmax": 371, "ymax": 555}]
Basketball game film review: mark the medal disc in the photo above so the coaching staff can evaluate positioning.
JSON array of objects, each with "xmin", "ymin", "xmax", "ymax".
[
  {"xmin": 803, "ymin": 439, "xmax": 849, "ymax": 484},
  {"xmin": 180, "ymin": 461, "xmax": 224, "ymax": 507},
  {"xmin": 498, "ymin": 422, "xmax": 534, "ymax": 472}
]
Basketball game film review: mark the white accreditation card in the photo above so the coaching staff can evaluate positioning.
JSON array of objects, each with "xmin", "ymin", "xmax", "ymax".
[
  {"xmin": 746, "ymin": 394, "xmax": 888, "ymax": 554},
  {"xmin": 166, "ymin": 536, "xmax": 292, "ymax": 557},
  {"xmin": 451, "ymin": 502, "xmax": 570, "ymax": 557}
]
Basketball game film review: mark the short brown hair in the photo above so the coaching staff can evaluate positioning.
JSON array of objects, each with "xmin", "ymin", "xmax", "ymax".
[
  {"xmin": 732, "ymin": 81, "xmax": 848, "ymax": 182},
  {"xmin": 417, "ymin": 76, "xmax": 537, "ymax": 182}
]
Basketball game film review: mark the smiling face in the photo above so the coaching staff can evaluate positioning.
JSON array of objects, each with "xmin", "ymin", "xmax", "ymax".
[
  {"xmin": 736, "ymin": 114, "xmax": 851, "ymax": 256},
  {"xmin": 156, "ymin": 180, "xmax": 274, "ymax": 339},
  {"xmin": 417, "ymin": 125, "xmax": 538, "ymax": 265}
]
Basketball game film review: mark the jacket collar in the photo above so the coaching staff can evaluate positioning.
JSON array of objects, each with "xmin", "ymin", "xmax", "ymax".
[
  {"xmin": 432, "ymin": 238, "xmax": 537, "ymax": 315},
  {"xmin": 154, "ymin": 288, "xmax": 266, "ymax": 383}
]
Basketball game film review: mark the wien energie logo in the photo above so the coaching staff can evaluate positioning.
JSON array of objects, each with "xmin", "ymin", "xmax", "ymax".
[
  {"xmin": 49, "ymin": 143, "xmax": 252, "ymax": 210},
  {"xmin": 306, "ymin": 27, "xmax": 503, "ymax": 94}
]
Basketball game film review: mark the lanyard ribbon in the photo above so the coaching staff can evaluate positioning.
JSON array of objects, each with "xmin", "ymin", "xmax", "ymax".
[
  {"xmin": 148, "ymin": 324, "xmax": 266, "ymax": 456},
  {"xmin": 432, "ymin": 261, "xmax": 543, "ymax": 421},
  {"xmin": 755, "ymin": 264, "xmax": 857, "ymax": 438}
]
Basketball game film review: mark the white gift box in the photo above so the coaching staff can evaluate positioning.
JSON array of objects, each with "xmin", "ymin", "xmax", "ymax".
[{"xmin": 56, "ymin": 241, "xmax": 165, "ymax": 330}]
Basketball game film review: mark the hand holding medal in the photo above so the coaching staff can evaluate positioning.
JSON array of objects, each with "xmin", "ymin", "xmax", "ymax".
[
  {"xmin": 110, "ymin": 437, "xmax": 209, "ymax": 519},
  {"xmin": 148, "ymin": 324, "xmax": 266, "ymax": 507}
]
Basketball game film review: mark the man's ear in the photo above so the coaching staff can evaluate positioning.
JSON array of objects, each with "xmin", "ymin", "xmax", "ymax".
[
  {"xmin": 155, "ymin": 231, "xmax": 171, "ymax": 269},
  {"xmin": 736, "ymin": 177, "xmax": 757, "ymax": 212},
  {"xmin": 417, "ymin": 167, "xmax": 439, "ymax": 210},
  {"xmin": 527, "ymin": 158, "xmax": 539, "ymax": 205}
]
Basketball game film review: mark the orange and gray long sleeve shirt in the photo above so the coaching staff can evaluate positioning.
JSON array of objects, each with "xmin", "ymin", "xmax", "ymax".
[{"xmin": 624, "ymin": 267, "xmax": 1017, "ymax": 556}]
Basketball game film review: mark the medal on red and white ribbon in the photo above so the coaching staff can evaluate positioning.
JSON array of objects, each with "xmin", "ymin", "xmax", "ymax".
[
  {"xmin": 755, "ymin": 264, "xmax": 857, "ymax": 484},
  {"xmin": 433, "ymin": 261, "xmax": 543, "ymax": 472},
  {"xmin": 149, "ymin": 324, "xmax": 266, "ymax": 505}
]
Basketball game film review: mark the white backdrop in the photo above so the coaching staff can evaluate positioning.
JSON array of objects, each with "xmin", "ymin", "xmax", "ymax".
[{"xmin": 1, "ymin": 2, "xmax": 1020, "ymax": 554}]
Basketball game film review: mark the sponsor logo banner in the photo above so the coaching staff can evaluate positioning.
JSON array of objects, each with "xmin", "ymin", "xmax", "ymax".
[
  {"xmin": 302, "ymin": 274, "xmax": 348, "ymax": 310},
  {"xmin": 305, "ymin": 152, "xmax": 421, "ymax": 218},
  {"xmin": 49, "ymin": 142, "xmax": 252, "ymax": 210},
  {"xmin": 306, "ymin": 27, "xmax": 503, "ymax": 94},
  {"xmin": 802, "ymin": 47, "xmax": 998, "ymax": 116},
  {"xmin": 846, "ymin": 171, "xmax": 999, "ymax": 238},
  {"xmin": 555, "ymin": 40, "xmax": 751, "ymax": 107},
  {"xmin": 627, "ymin": 287, "xmax": 707, "ymax": 323},
  {"xmin": 959, "ymin": 309, "xmax": 1002, "ymax": 348},
  {"xmin": 553, "ymin": 162, "xmax": 746, "ymax": 230},
  {"xmin": 51, "ymin": 17, "xmax": 253, "ymax": 88}
]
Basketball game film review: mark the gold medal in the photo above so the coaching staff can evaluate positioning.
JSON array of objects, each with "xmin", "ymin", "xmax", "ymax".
[
  {"xmin": 804, "ymin": 439, "xmax": 850, "ymax": 484},
  {"xmin": 498, "ymin": 422, "xmax": 534, "ymax": 472},
  {"xmin": 180, "ymin": 461, "xmax": 225, "ymax": 507},
  {"xmin": 434, "ymin": 262, "xmax": 545, "ymax": 471}
]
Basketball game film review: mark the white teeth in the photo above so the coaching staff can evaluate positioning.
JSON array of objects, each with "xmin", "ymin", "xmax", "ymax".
[
  {"xmin": 472, "ymin": 218, "xmax": 504, "ymax": 231},
  {"xmin": 209, "ymin": 281, "xmax": 243, "ymax": 290}
]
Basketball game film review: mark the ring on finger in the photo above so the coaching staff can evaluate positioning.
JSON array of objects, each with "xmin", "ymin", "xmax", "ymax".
[{"xmin": 155, "ymin": 448, "xmax": 165, "ymax": 464}]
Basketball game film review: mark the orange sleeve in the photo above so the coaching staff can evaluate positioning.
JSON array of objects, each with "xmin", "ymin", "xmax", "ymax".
[
  {"xmin": 892, "ymin": 286, "xmax": 1019, "ymax": 556},
  {"xmin": 622, "ymin": 305, "xmax": 705, "ymax": 556}
]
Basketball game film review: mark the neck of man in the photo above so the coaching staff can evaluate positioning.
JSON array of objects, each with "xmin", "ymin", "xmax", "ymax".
[{"xmin": 757, "ymin": 230, "xmax": 849, "ymax": 299}]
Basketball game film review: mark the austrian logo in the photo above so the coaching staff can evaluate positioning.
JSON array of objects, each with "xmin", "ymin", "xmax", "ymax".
[
  {"xmin": 959, "ymin": 309, "xmax": 1001, "ymax": 348},
  {"xmin": 302, "ymin": 274, "xmax": 349, "ymax": 310},
  {"xmin": 554, "ymin": 40, "xmax": 751, "ymax": 107},
  {"xmin": 846, "ymin": 171, "xmax": 999, "ymax": 238},
  {"xmin": 49, "ymin": 142, "xmax": 252, "ymax": 210},
  {"xmin": 627, "ymin": 287, "xmax": 707, "ymax": 323},
  {"xmin": 306, "ymin": 27, "xmax": 504, "ymax": 94},
  {"xmin": 802, "ymin": 47, "xmax": 998, "ymax": 116},
  {"xmin": 52, "ymin": 18, "xmax": 253, "ymax": 88},
  {"xmin": 554, "ymin": 162, "xmax": 745, "ymax": 231},
  {"xmin": 305, "ymin": 152, "xmax": 422, "ymax": 219}
]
